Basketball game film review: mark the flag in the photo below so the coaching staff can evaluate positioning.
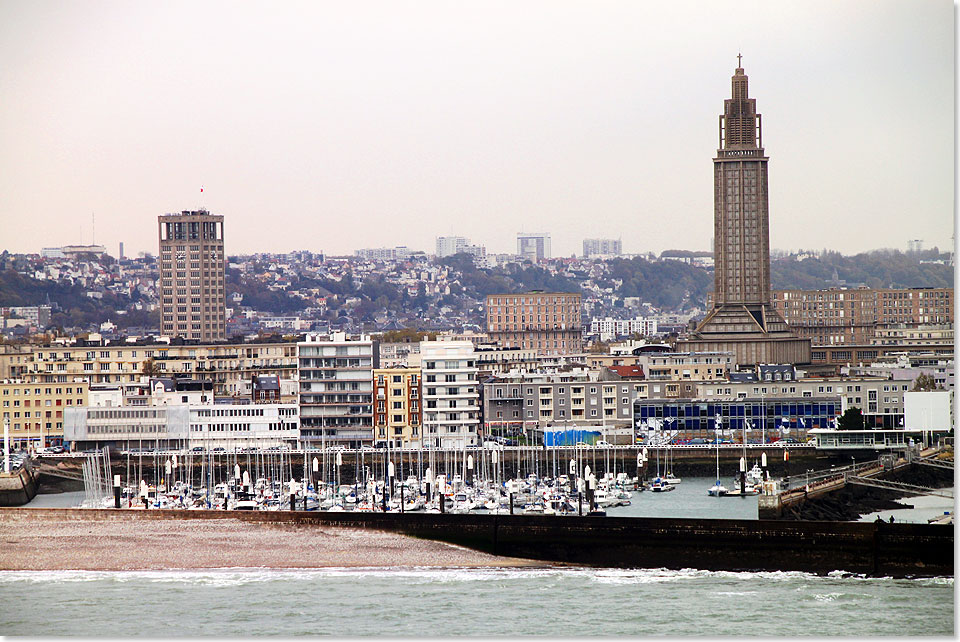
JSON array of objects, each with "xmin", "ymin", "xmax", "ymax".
[
  {"xmin": 200, "ymin": 185, "xmax": 204, "ymax": 193},
  {"xmin": 799, "ymin": 418, "xmax": 806, "ymax": 428}
]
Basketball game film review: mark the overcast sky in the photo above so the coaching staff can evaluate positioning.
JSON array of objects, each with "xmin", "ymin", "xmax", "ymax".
[{"xmin": 0, "ymin": 0, "xmax": 953, "ymax": 259}]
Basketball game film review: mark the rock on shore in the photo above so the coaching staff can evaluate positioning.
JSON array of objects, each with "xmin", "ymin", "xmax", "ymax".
[{"xmin": 0, "ymin": 512, "xmax": 537, "ymax": 571}]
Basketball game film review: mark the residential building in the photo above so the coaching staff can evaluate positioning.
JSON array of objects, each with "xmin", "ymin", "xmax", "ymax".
[
  {"xmin": 297, "ymin": 332, "xmax": 378, "ymax": 446},
  {"xmin": 373, "ymin": 367, "xmax": 422, "ymax": 448},
  {"xmin": 482, "ymin": 369, "xmax": 639, "ymax": 434},
  {"xmin": 582, "ymin": 238, "xmax": 622, "ymax": 258},
  {"xmin": 640, "ymin": 351, "xmax": 733, "ymax": 382},
  {"xmin": 1, "ymin": 306, "xmax": 52, "ymax": 329},
  {"xmin": 379, "ymin": 342, "xmax": 421, "ymax": 368},
  {"xmin": 420, "ymin": 339, "xmax": 479, "ymax": 448},
  {"xmin": 158, "ymin": 209, "xmax": 226, "ymax": 341},
  {"xmin": 696, "ymin": 376, "xmax": 908, "ymax": 429},
  {"xmin": 355, "ymin": 246, "xmax": 414, "ymax": 261},
  {"xmin": 769, "ymin": 287, "xmax": 954, "ymax": 346},
  {"xmin": 680, "ymin": 62, "xmax": 810, "ymax": 365},
  {"xmin": 516, "ymin": 232, "xmax": 551, "ymax": 261},
  {"xmin": 590, "ymin": 317, "xmax": 658, "ymax": 340},
  {"xmin": 0, "ymin": 336, "xmax": 298, "ymax": 399},
  {"xmin": 0, "ymin": 379, "xmax": 89, "ymax": 448},
  {"xmin": 485, "ymin": 291, "xmax": 582, "ymax": 356}
]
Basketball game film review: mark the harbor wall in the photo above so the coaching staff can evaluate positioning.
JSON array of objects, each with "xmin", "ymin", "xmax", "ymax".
[
  {"xmin": 0, "ymin": 466, "xmax": 39, "ymax": 507},
  {"xmin": 2, "ymin": 508, "xmax": 951, "ymax": 578}
]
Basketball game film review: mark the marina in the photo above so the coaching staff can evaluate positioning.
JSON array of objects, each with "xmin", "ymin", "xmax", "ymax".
[{"xmin": 37, "ymin": 443, "xmax": 792, "ymax": 516}]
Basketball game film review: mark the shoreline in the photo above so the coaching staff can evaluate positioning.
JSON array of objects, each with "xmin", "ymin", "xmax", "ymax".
[{"xmin": 0, "ymin": 512, "xmax": 539, "ymax": 572}]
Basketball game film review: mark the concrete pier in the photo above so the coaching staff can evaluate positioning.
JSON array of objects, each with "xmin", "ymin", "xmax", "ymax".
[{"xmin": 2, "ymin": 507, "xmax": 951, "ymax": 578}]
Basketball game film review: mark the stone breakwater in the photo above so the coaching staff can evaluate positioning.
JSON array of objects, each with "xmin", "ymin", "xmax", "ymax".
[{"xmin": 0, "ymin": 509, "xmax": 538, "ymax": 571}]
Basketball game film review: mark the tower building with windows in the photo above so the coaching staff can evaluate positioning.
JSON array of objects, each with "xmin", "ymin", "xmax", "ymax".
[
  {"xmin": 680, "ymin": 60, "xmax": 810, "ymax": 365},
  {"xmin": 158, "ymin": 210, "xmax": 226, "ymax": 341}
]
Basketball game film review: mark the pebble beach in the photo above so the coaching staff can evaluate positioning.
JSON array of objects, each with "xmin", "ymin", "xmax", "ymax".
[{"xmin": 0, "ymin": 511, "xmax": 537, "ymax": 571}]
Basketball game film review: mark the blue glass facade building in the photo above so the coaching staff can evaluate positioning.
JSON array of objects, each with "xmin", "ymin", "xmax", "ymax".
[{"xmin": 634, "ymin": 397, "xmax": 840, "ymax": 436}]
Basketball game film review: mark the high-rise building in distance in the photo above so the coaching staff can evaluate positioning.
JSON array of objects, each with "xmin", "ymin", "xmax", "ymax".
[
  {"xmin": 435, "ymin": 236, "xmax": 485, "ymax": 259},
  {"xmin": 517, "ymin": 232, "xmax": 551, "ymax": 261},
  {"xmin": 158, "ymin": 209, "xmax": 226, "ymax": 341},
  {"xmin": 582, "ymin": 238, "xmax": 622, "ymax": 258}
]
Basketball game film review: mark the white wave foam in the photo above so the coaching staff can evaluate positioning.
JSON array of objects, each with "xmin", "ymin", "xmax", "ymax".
[{"xmin": 0, "ymin": 566, "xmax": 952, "ymax": 588}]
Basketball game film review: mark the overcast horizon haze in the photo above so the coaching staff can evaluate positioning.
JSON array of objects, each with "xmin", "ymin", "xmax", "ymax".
[{"xmin": 0, "ymin": 0, "xmax": 954, "ymax": 260}]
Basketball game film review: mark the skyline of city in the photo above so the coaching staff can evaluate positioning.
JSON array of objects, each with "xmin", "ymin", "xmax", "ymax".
[{"xmin": 0, "ymin": 1, "xmax": 953, "ymax": 259}]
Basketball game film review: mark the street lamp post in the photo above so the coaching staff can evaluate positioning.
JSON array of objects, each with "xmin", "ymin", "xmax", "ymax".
[{"xmin": 3, "ymin": 416, "xmax": 10, "ymax": 474}]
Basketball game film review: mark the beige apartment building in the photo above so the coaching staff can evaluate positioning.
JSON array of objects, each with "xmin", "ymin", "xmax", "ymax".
[
  {"xmin": 769, "ymin": 287, "xmax": 954, "ymax": 346},
  {"xmin": 0, "ymin": 339, "xmax": 298, "ymax": 401},
  {"xmin": 485, "ymin": 292, "xmax": 582, "ymax": 356},
  {"xmin": 1, "ymin": 379, "xmax": 88, "ymax": 447},
  {"xmin": 373, "ymin": 367, "xmax": 422, "ymax": 448}
]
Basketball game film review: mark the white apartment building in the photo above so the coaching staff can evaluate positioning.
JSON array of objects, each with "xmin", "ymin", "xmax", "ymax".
[
  {"xmin": 517, "ymin": 232, "xmax": 551, "ymax": 261},
  {"xmin": 590, "ymin": 317, "xmax": 659, "ymax": 341},
  {"xmin": 420, "ymin": 339, "xmax": 479, "ymax": 448},
  {"xmin": 435, "ymin": 236, "xmax": 484, "ymax": 259},
  {"xmin": 298, "ymin": 332, "xmax": 378, "ymax": 446},
  {"xmin": 582, "ymin": 238, "xmax": 622, "ymax": 258}
]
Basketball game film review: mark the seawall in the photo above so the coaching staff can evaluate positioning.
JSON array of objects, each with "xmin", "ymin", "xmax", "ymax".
[
  {"xmin": 0, "ymin": 466, "xmax": 39, "ymax": 507},
  {"xmin": 2, "ymin": 508, "xmax": 951, "ymax": 578}
]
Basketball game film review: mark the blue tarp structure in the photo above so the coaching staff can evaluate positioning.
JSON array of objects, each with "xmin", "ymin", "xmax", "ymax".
[{"xmin": 543, "ymin": 429, "xmax": 602, "ymax": 446}]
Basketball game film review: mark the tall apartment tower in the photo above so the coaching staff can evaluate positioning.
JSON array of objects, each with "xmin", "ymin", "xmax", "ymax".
[
  {"xmin": 680, "ymin": 61, "xmax": 809, "ymax": 366},
  {"xmin": 158, "ymin": 209, "xmax": 226, "ymax": 341},
  {"xmin": 517, "ymin": 232, "xmax": 551, "ymax": 261},
  {"xmin": 582, "ymin": 238, "xmax": 622, "ymax": 258},
  {"xmin": 420, "ymin": 339, "xmax": 479, "ymax": 449}
]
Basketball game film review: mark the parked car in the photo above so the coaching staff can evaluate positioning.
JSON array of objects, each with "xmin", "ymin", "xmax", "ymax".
[{"xmin": 596, "ymin": 440, "xmax": 613, "ymax": 447}]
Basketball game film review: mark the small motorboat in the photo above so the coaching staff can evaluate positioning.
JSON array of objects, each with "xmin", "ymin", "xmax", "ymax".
[{"xmin": 707, "ymin": 481, "xmax": 729, "ymax": 497}]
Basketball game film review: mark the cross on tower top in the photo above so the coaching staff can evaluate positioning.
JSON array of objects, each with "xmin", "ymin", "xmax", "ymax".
[{"xmin": 737, "ymin": 52, "xmax": 742, "ymax": 67}]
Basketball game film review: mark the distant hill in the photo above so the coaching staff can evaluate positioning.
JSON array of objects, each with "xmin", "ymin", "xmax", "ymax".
[{"xmin": 770, "ymin": 250, "xmax": 954, "ymax": 290}]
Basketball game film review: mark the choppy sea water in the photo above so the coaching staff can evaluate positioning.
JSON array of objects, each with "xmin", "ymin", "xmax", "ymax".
[{"xmin": 0, "ymin": 567, "xmax": 952, "ymax": 636}]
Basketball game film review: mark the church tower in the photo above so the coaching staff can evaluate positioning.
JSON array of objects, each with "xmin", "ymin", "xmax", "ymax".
[{"xmin": 680, "ymin": 59, "xmax": 810, "ymax": 365}]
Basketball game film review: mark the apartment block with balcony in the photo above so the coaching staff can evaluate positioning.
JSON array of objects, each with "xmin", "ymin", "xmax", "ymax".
[
  {"xmin": 0, "ymin": 338, "xmax": 298, "ymax": 400},
  {"xmin": 298, "ymin": 332, "xmax": 378, "ymax": 447},
  {"xmin": 420, "ymin": 340, "xmax": 478, "ymax": 448},
  {"xmin": 482, "ymin": 369, "xmax": 640, "ymax": 433},
  {"xmin": 374, "ymin": 367, "xmax": 422, "ymax": 448}
]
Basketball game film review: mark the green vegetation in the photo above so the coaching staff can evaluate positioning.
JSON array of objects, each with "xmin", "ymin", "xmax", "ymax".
[
  {"xmin": 377, "ymin": 328, "xmax": 438, "ymax": 343},
  {"xmin": 911, "ymin": 373, "xmax": 942, "ymax": 391},
  {"xmin": 836, "ymin": 408, "xmax": 865, "ymax": 431},
  {"xmin": 771, "ymin": 249, "xmax": 954, "ymax": 290}
]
